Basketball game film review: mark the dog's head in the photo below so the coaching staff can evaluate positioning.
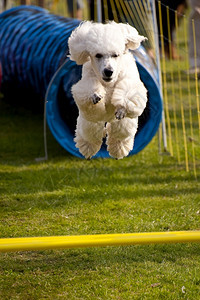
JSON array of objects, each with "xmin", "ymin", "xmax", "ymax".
[{"xmin": 68, "ymin": 21, "xmax": 146, "ymax": 84}]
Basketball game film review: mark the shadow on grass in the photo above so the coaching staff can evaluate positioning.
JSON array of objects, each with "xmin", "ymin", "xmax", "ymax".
[
  {"xmin": 0, "ymin": 157, "xmax": 199, "ymax": 211},
  {"xmin": 0, "ymin": 242, "xmax": 199, "ymax": 270}
]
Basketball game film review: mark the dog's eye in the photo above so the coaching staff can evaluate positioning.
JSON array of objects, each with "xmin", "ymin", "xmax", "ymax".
[
  {"xmin": 95, "ymin": 53, "xmax": 103, "ymax": 59},
  {"xmin": 112, "ymin": 54, "xmax": 119, "ymax": 58}
]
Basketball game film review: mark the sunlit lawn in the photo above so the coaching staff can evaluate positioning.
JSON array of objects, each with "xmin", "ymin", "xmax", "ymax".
[{"xmin": 0, "ymin": 86, "xmax": 200, "ymax": 299}]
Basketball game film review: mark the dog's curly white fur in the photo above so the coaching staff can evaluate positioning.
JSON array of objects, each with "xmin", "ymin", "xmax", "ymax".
[{"xmin": 68, "ymin": 21, "xmax": 148, "ymax": 159}]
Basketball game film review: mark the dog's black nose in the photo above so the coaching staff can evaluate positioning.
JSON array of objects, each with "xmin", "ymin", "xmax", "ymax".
[{"xmin": 104, "ymin": 68, "xmax": 113, "ymax": 77}]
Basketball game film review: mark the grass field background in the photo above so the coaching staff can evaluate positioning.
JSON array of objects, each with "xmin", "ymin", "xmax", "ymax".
[
  {"xmin": 0, "ymin": 89, "xmax": 200, "ymax": 299},
  {"xmin": 1, "ymin": 4, "xmax": 200, "ymax": 298}
]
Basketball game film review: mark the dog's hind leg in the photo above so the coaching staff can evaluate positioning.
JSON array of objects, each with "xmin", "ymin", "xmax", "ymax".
[
  {"xmin": 74, "ymin": 116, "xmax": 105, "ymax": 159},
  {"xmin": 106, "ymin": 118, "xmax": 138, "ymax": 159},
  {"xmin": 74, "ymin": 136, "xmax": 100, "ymax": 159}
]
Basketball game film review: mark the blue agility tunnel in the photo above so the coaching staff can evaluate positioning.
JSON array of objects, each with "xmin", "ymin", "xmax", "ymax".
[{"xmin": 0, "ymin": 5, "xmax": 162, "ymax": 158}]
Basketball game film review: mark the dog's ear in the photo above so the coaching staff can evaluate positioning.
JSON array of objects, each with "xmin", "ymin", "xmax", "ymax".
[
  {"xmin": 68, "ymin": 21, "xmax": 92, "ymax": 65},
  {"xmin": 118, "ymin": 23, "xmax": 147, "ymax": 50}
]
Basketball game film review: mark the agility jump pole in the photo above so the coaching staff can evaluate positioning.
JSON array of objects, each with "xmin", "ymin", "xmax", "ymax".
[{"xmin": 0, "ymin": 231, "xmax": 200, "ymax": 252}]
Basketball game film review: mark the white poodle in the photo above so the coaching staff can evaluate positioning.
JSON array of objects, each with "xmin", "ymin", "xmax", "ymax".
[{"xmin": 68, "ymin": 21, "xmax": 148, "ymax": 159}]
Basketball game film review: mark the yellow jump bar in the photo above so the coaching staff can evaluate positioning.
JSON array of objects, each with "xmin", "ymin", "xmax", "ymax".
[{"xmin": 0, "ymin": 231, "xmax": 200, "ymax": 252}]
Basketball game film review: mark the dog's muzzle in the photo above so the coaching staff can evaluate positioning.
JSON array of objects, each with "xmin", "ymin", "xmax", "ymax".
[{"xmin": 103, "ymin": 68, "xmax": 113, "ymax": 82}]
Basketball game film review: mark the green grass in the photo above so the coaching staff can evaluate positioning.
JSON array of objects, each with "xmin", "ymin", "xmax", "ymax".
[{"xmin": 0, "ymin": 93, "xmax": 200, "ymax": 299}]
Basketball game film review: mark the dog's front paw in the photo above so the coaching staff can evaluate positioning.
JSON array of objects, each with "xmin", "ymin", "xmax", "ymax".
[
  {"xmin": 115, "ymin": 107, "xmax": 126, "ymax": 120},
  {"xmin": 91, "ymin": 93, "xmax": 102, "ymax": 104}
]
